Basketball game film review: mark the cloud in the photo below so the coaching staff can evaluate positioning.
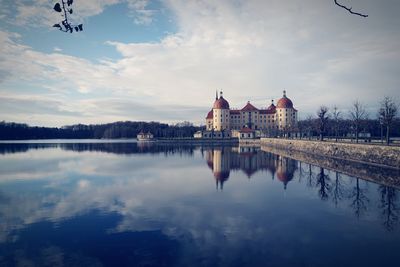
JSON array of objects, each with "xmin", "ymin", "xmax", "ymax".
[
  {"xmin": 3, "ymin": 0, "xmax": 155, "ymax": 27},
  {"xmin": 126, "ymin": 0, "xmax": 156, "ymax": 25},
  {"xmin": 1, "ymin": 0, "xmax": 400, "ymax": 126}
]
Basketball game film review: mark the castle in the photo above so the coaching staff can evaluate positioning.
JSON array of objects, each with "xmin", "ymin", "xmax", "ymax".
[{"xmin": 195, "ymin": 90, "xmax": 298, "ymax": 138}]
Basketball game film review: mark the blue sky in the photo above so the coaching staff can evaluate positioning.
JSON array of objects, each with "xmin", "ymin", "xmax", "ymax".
[{"xmin": 0, "ymin": 0, "xmax": 399, "ymax": 126}]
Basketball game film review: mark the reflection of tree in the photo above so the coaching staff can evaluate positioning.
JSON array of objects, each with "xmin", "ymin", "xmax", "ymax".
[
  {"xmin": 298, "ymin": 162, "xmax": 304, "ymax": 183},
  {"xmin": 307, "ymin": 164, "xmax": 314, "ymax": 188},
  {"xmin": 332, "ymin": 172, "xmax": 346, "ymax": 207},
  {"xmin": 379, "ymin": 186, "xmax": 399, "ymax": 231},
  {"xmin": 349, "ymin": 178, "xmax": 369, "ymax": 218},
  {"xmin": 316, "ymin": 168, "xmax": 331, "ymax": 200}
]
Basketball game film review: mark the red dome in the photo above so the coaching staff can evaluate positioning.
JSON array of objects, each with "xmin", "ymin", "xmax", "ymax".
[
  {"xmin": 213, "ymin": 96, "xmax": 230, "ymax": 109},
  {"xmin": 276, "ymin": 90, "xmax": 294, "ymax": 109},
  {"xmin": 206, "ymin": 109, "xmax": 213, "ymax": 119},
  {"xmin": 276, "ymin": 97, "xmax": 293, "ymax": 109}
]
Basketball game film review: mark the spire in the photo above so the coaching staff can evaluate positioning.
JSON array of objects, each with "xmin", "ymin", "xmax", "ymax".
[
  {"xmin": 215, "ymin": 90, "xmax": 218, "ymax": 100},
  {"xmin": 220, "ymin": 90, "xmax": 223, "ymax": 98},
  {"xmin": 271, "ymin": 99, "xmax": 274, "ymax": 105},
  {"xmin": 283, "ymin": 90, "xmax": 286, "ymax": 97}
]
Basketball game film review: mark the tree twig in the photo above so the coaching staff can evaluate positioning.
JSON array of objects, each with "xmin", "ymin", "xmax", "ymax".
[{"xmin": 334, "ymin": 0, "xmax": 368, "ymax": 17}]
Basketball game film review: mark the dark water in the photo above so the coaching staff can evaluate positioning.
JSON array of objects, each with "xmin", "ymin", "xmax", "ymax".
[{"xmin": 0, "ymin": 142, "xmax": 399, "ymax": 267}]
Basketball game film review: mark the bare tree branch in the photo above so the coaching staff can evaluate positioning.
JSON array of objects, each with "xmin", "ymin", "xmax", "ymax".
[{"xmin": 334, "ymin": 0, "xmax": 368, "ymax": 18}]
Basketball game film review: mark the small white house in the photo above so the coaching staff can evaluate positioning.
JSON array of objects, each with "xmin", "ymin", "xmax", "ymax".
[
  {"xmin": 137, "ymin": 131, "xmax": 154, "ymax": 141},
  {"xmin": 238, "ymin": 127, "xmax": 255, "ymax": 139}
]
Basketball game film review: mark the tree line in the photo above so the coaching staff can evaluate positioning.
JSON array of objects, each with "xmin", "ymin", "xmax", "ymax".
[
  {"xmin": 295, "ymin": 97, "xmax": 399, "ymax": 144},
  {"xmin": 0, "ymin": 121, "xmax": 203, "ymax": 140}
]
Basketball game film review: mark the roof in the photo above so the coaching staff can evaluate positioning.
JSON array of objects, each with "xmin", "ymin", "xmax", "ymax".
[
  {"xmin": 239, "ymin": 127, "xmax": 254, "ymax": 133},
  {"xmin": 267, "ymin": 103, "xmax": 276, "ymax": 111},
  {"xmin": 259, "ymin": 109, "xmax": 275, "ymax": 114},
  {"xmin": 276, "ymin": 91, "xmax": 294, "ymax": 109},
  {"xmin": 276, "ymin": 97, "xmax": 294, "ymax": 109},
  {"xmin": 230, "ymin": 109, "xmax": 240, "ymax": 114},
  {"xmin": 241, "ymin": 101, "xmax": 259, "ymax": 112},
  {"xmin": 213, "ymin": 96, "xmax": 230, "ymax": 109},
  {"xmin": 206, "ymin": 109, "xmax": 213, "ymax": 119}
]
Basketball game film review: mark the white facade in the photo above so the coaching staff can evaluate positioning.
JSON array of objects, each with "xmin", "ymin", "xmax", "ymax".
[{"xmin": 205, "ymin": 90, "xmax": 298, "ymax": 136}]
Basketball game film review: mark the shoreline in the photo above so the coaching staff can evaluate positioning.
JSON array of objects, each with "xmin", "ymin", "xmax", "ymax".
[
  {"xmin": 261, "ymin": 145, "xmax": 400, "ymax": 189},
  {"xmin": 258, "ymin": 138, "xmax": 400, "ymax": 169},
  {"xmin": 1, "ymin": 138, "xmax": 399, "ymax": 169}
]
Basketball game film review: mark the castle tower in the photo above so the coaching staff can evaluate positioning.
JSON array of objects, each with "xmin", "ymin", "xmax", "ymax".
[
  {"xmin": 276, "ymin": 90, "xmax": 297, "ymax": 131},
  {"xmin": 212, "ymin": 90, "xmax": 230, "ymax": 131}
]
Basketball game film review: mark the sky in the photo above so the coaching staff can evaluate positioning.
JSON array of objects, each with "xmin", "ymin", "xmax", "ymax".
[{"xmin": 0, "ymin": 0, "xmax": 399, "ymax": 127}]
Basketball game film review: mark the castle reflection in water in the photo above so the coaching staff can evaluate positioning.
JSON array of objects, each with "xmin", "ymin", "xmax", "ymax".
[{"xmin": 205, "ymin": 146, "xmax": 297, "ymax": 190}]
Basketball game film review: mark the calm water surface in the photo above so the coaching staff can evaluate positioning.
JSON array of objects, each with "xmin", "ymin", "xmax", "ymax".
[{"xmin": 0, "ymin": 142, "xmax": 399, "ymax": 267}]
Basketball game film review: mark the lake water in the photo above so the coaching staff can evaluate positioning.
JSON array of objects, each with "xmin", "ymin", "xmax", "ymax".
[{"xmin": 0, "ymin": 142, "xmax": 399, "ymax": 267}]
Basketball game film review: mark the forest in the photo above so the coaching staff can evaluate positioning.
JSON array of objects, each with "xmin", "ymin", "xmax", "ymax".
[{"xmin": 0, "ymin": 121, "xmax": 202, "ymax": 140}]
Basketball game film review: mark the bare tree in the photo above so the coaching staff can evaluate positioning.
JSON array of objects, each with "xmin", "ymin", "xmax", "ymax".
[
  {"xmin": 334, "ymin": 0, "xmax": 368, "ymax": 17},
  {"xmin": 332, "ymin": 105, "xmax": 341, "ymax": 142},
  {"xmin": 317, "ymin": 106, "xmax": 329, "ymax": 141},
  {"xmin": 378, "ymin": 97, "xmax": 398, "ymax": 145},
  {"xmin": 306, "ymin": 115, "xmax": 314, "ymax": 140},
  {"xmin": 349, "ymin": 101, "xmax": 366, "ymax": 143}
]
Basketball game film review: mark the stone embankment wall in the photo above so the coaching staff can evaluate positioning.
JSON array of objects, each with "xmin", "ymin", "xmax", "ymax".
[
  {"xmin": 261, "ymin": 145, "xmax": 400, "ymax": 189},
  {"xmin": 260, "ymin": 138, "xmax": 400, "ymax": 169}
]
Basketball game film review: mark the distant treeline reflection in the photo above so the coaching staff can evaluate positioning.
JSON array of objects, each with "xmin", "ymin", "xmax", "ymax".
[{"xmin": 0, "ymin": 142, "xmax": 197, "ymax": 156}]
